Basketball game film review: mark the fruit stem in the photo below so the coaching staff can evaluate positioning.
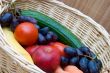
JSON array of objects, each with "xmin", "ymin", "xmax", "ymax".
[
  {"xmin": 44, "ymin": 48, "xmax": 52, "ymax": 53},
  {"xmin": 80, "ymin": 55, "xmax": 95, "ymax": 60},
  {"xmin": 11, "ymin": 3, "xmax": 16, "ymax": 16}
]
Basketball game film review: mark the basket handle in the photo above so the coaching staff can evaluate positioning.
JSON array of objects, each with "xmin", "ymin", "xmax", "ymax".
[
  {"xmin": 0, "ymin": 0, "xmax": 58, "ymax": 14},
  {"xmin": 0, "ymin": 0, "xmax": 16, "ymax": 14},
  {"xmin": 0, "ymin": 0, "xmax": 34, "ymax": 14}
]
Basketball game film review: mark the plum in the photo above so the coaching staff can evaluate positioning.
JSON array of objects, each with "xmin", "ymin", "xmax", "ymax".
[
  {"xmin": 88, "ymin": 60, "xmax": 99, "ymax": 73},
  {"xmin": 35, "ymin": 24, "xmax": 40, "ymax": 30},
  {"xmin": 10, "ymin": 18, "xmax": 19, "ymax": 32},
  {"xmin": 80, "ymin": 46, "xmax": 91, "ymax": 55},
  {"xmin": 79, "ymin": 57, "xmax": 89, "ymax": 73},
  {"xmin": 46, "ymin": 31, "xmax": 58, "ymax": 42},
  {"xmin": 0, "ymin": 12, "xmax": 13, "ymax": 26},
  {"xmin": 64, "ymin": 46, "xmax": 77, "ymax": 57},
  {"xmin": 18, "ymin": 16, "xmax": 37, "ymax": 24},
  {"xmin": 95, "ymin": 59, "xmax": 102, "ymax": 70},
  {"xmin": 60, "ymin": 56, "xmax": 69, "ymax": 67},
  {"xmin": 89, "ymin": 51, "xmax": 97, "ymax": 60},
  {"xmin": 37, "ymin": 33, "xmax": 46, "ymax": 45},
  {"xmin": 70, "ymin": 57, "xmax": 79, "ymax": 66},
  {"xmin": 76, "ymin": 49, "xmax": 83, "ymax": 56},
  {"xmin": 40, "ymin": 27, "xmax": 49, "ymax": 35}
]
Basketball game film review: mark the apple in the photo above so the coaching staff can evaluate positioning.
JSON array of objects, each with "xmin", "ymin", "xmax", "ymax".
[
  {"xmin": 32, "ymin": 45, "xmax": 60, "ymax": 73},
  {"xmin": 26, "ymin": 45, "xmax": 39, "ymax": 56},
  {"xmin": 50, "ymin": 42, "xmax": 66, "ymax": 56}
]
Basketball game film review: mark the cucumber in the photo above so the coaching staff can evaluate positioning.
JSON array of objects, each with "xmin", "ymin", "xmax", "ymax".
[{"xmin": 20, "ymin": 10, "xmax": 84, "ymax": 48}]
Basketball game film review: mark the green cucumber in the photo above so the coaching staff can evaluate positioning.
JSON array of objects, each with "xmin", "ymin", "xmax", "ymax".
[{"xmin": 20, "ymin": 10, "xmax": 84, "ymax": 48}]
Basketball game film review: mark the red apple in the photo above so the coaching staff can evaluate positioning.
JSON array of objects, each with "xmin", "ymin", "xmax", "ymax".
[
  {"xmin": 32, "ymin": 45, "xmax": 60, "ymax": 73},
  {"xmin": 50, "ymin": 42, "xmax": 66, "ymax": 56},
  {"xmin": 26, "ymin": 45, "xmax": 39, "ymax": 56}
]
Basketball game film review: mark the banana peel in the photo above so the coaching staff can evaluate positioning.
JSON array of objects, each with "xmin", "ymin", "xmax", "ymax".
[{"xmin": 3, "ymin": 28, "xmax": 34, "ymax": 64}]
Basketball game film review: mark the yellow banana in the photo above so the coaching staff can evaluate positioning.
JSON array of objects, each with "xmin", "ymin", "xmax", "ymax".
[{"xmin": 3, "ymin": 28, "xmax": 34, "ymax": 64}]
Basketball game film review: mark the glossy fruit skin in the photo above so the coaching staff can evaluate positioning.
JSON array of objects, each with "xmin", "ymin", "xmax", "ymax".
[
  {"xmin": 0, "ymin": 16, "xmax": 1, "ymax": 20},
  {"xmin": 50, "ymin": 42, "xmax": 66, "ymax": 56},
  {"xmin": 26, "ymin": 45, "xmax": 39, "ymax": 56},
  {"xmin": 80, "ymin": 46, "xmax": 90, "ymax": 55},
  {"xmin": 70, "ymin": 57, "xmax": 79, "ymax": 66},
  {"xmin": 60, "ymin": 56, "xmax": 69, "ymax": 67},
  {"xmin": 0, "ymin": 13, "xmax": 13, "ymax": 26},
  {"xmin": 18, "ymin": 16, "xmax": 37, "ymax": 24},
  {"xmin": 88, "ymin": 60, "xmax": 99, "ymax": 73},
  {"xmin": 64, "ymin": 46, "xmax": 77, "ymax": 57},
  {"xmin": 0, "ymin": 16, "xmax": 1, "ymax": 23},
  {"xmin": 32, "ymin": 46, "xmax": 60, "ymax": 73},
  {"xmin": 40, "ymin": 27, "xmax": 49, "ymax": 35},
  {"xmin": 95, "ymin": 59, "xmax": 102, "ymax": 70},
  {"xmin": 10, "ymin": 18, "xmax": 19, "ymax": 32},
  {"xmin": 14, "ymin": 22, "xmax": 38, "ymax": 46},
  {"xmin": 89, "ymin": 51, "xmax": 97, "ymax": 59},
  {"xmin": 46, "ymin": 31, "xmax": 58, "ymax": 42},
  {"xmin": 76, "ymin": 49, "xmax": 83, "ymax": 56},
  {"xmin": 79, "ymin": 57, "xmax": 89, "ymax": 73},
  {"xmin": 37, "ymin": 33, "xmax": 46, "ymax": 45},
  {"xmin": 35, "ymin": 24, "xmax": 40, "ymax": 30}
]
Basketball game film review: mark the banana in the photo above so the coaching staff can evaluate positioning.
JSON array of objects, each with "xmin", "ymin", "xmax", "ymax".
[{"xmin": 3, "ymin": 28, "xmax": 34, "ymax": 64}]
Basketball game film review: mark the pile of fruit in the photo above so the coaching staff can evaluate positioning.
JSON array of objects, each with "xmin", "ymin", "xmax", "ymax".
[{"xmin": 0, "ymin": 9, "xmax": 102, "ymax": 73}]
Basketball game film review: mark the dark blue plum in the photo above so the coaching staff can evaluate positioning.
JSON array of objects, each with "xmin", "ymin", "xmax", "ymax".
[
  {"xmin": 45, "ymin": 33, "xmax": 52, "ymax": 42},
  {"xmin": 38, "ymin": 33, "xmax": 46, "ymax": 44},
  {"xmin": 95, "ymin": 59, "xmax": 102, "ymax": 70},
  {"xmin": 18, "ymin": 16, "xmax": 37, "ymax": 24},
  {"xmin": 10, "ymin": 18, "xmax": 19, "ymax": 32},
  {"xmin": 35, "ymin": 24, "xmax": 40, "ymax": 30},
  {"xmin": 51, "ymin": 32, "xmax": 58, "ymax": 41},
  {"xmin": 89, "ymin": 51, "xmax": 97, "ymax": 60},
  {"xmin": 18, "ymin": 16, "xmax": 25, "ymax": 22},
  {"xmin": 76, "ymin": 49, "xmax": 83, "ymax": 56},
  {"xmin": 40, "ymin": 27, "xmax": 49, "ymax": 35},
  {"xmin": 60, "ymin": 56, "xmax": 69, "ymax": 67},
  {"xmin": 70, "ymin": 57, "xmax": 79, "ymax": 66},
  {"xmin": 0, "ymin": 16, "xmax": 1, "ymax": 25},
  {"xmin": 46, "ymin": 31, "xmax": 58, "ymax": 42},
  {"xmin": 0, "ymin": 13, "xmax": 13, "ymax": 26},
  {"xmin": 80, "ymin": 46, "xmax": 91, "ymax": 55},
  {"xmin": 79, "ymin": 57, "xmax": 89, "ymax": 73},
  {"xmin": 0, "ymin": 16, "xmax": 1, "ymax": 22},
  {"xmin": 88, "ymin": 60, "xmax": 99, "ymax": 73},
  {"xmin": 64, "ymin": 46, "xmax": 77, "ymax": 56}
]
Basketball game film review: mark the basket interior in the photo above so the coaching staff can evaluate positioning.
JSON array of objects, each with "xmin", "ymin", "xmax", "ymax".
[{"xmin": 16, "ymin": 0, "xmax": 110, "ymax": 69}]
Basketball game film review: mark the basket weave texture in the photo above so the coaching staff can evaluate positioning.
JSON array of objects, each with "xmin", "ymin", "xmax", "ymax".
[{"xmin": 0, "ymin": 0, "xmax": 110, "ymax": 73}]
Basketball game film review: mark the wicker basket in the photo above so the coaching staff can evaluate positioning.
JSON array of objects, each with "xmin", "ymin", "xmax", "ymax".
[{"xmin": 0, "ymin": 0, "xmax": 110, "ymax": 73}]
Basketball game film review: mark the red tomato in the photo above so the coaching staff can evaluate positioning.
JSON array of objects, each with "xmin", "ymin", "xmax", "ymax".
[
  {"xmin": 50, "ymin": 42, "xmax": 66, "ymax": 56},
  {"xmin": 14, "ymin": 22, "xmax": 38, "ymax": 46}
]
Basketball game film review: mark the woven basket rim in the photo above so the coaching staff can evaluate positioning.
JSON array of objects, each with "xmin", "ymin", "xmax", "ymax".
[{"xmin": 46, "ymin": 0, "xmax": 110, "ymax": 45}]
